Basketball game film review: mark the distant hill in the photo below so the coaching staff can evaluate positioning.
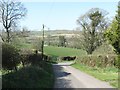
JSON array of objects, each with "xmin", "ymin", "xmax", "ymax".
[{"xmin": 29, "ymin": 30, "xmax": 82, "ymax": 37}]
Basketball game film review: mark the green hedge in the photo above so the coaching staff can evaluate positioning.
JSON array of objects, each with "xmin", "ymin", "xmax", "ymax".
[{"xmin": 76, "ymin": 55, "xmax": 118, "ymax": 68}]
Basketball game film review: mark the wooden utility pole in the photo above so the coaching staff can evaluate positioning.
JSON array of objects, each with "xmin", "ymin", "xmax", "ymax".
[{"xmin": 41, "ymin": 24, "xmax": 45, "ymax": 61}]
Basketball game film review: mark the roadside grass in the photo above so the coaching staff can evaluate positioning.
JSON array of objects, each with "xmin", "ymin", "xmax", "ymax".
[
  {"xmin": 2, "ymin": 62, "xmax": 54, "ymax": 88},
  {"xmin": 72, "ymin": 63, "xmax": 118, "ymax": 87},
  {"xmin": 44, "ymin": 46, "xmax": 87, "ymax": 56}
]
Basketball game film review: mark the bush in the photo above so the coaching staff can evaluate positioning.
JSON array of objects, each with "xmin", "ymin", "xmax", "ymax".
[
  {"xmin": 27, "ymin": 53, "xmax": 50, "ymax": 65},
  {"xmin": 76, "ymin": 55, "xmax": 118, "ymax": 68},
  {"xmin": 19, "ymin": 49, "xmax": 34, "ymax": 67},
  {"xmin": 27, "ymin": 53, "xmax": 42, "ymax": 65},
  {"xmin": 2, "ymin": 43, "xmax": 20, "ymax": 71},
  {"xmin": 115, "ymin": 55, "xmax": 120, "ymax": 69},
  {"xmin": 19, "ymin": 49, "xmax": 51, "ymax": 67}
]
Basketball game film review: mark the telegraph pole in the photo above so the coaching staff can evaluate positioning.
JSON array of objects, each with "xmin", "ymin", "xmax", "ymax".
[{"xmin": 41, "ymin": 24, "xmax": 44, "ymax": 61}]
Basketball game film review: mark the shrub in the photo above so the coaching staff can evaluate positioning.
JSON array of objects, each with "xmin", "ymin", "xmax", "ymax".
[
  {"xmin": 27, "ymin": 53, "xmax": 49, "ymax": 65},
  {"xmin": 76, "ymin": 55, "xmax": 118, "ymax": 68},
  {"xmin": 19, "ymin": 49, "xmax": 50, "ymax": 66},
  {"xmin": 27, "ymin": 53, "xmax": 41, "ymax": 65},
  {"xmin": 2, "ymin": 43, "xmax": 20, "ymax": 71},
  {"xmin": 19, "ymin": 49, "xmax": 34, "ymax": 67},
  {"xmin": 114, "ymin": 55, "xmax": 120, "ymax": 69}
]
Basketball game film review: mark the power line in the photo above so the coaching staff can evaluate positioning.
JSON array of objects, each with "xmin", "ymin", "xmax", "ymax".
[
  {"xmin": 41, "ymin": 1, "xmax": 54, "ymax": 59},
  {"xmin": 43, "ymin": 1, "xmax": 55, "ymax": 27}
]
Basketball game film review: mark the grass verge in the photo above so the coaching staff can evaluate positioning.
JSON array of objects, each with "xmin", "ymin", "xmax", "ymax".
[
  {"xmin": 72, "ymin": 63, "xmax": 118, "ymax": 88},
  {"xmin": 2, "ymin": 62, "xmax": 54, "ymax": 88}
]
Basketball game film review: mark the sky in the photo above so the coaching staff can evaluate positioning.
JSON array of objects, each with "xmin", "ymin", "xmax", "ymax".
[{"xmin": 19, "ymin": 0, "xmax": 119, "ymax": 31}]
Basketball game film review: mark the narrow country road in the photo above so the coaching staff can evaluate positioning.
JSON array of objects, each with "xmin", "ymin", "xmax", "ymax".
[{"xmin": 53, "ymin": 62, "xmax": 115, "ymax": 88}]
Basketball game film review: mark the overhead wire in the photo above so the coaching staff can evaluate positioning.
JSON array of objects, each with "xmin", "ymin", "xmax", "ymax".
[{"xmin": 43, "ymin": 0, "xmax": 55, "ymax": 30}]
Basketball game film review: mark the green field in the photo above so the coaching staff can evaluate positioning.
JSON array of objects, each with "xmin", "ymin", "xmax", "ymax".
[{"xmin": 44, "ymin": 46, "xmax": 87, "ymax": 56}]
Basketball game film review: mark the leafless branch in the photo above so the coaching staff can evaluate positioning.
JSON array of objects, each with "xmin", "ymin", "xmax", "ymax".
[{"xmin": 0, "ymin": 0, "xmax": 27, "ymax": 43}]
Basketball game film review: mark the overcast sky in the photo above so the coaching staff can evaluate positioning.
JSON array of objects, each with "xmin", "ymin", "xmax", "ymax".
[{"xmin": 19, "ymin": 0, "xmax": 119, "ymax": 31}]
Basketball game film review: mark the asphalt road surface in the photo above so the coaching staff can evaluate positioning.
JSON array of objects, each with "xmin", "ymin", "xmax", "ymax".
[{"xmin": 53, "ymin": 62, "xmax": 115, "ymax": 88}]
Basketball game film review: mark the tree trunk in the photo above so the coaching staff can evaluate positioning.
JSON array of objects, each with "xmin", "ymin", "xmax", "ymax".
[
  {"xmin": 14, "ymin": 66, "xmax": 17, "ymax": 71},
  {"xmin": 6, "ymin": 28, "xmax": 10, "ymax": 43}
]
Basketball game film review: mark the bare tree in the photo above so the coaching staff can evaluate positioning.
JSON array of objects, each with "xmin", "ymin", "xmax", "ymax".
[
  {"xmin": 0, "ymin": 0, "xmax": 27, "ymax": 43},
  {"xmin": 77, "ymin": 8, "xmax": 109, "ymax": 54}
]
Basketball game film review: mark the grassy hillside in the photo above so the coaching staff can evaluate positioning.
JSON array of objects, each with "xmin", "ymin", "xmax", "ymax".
[{"xmin": 2, "ymin": 62, "xmax": 54, "ymax": 88}]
